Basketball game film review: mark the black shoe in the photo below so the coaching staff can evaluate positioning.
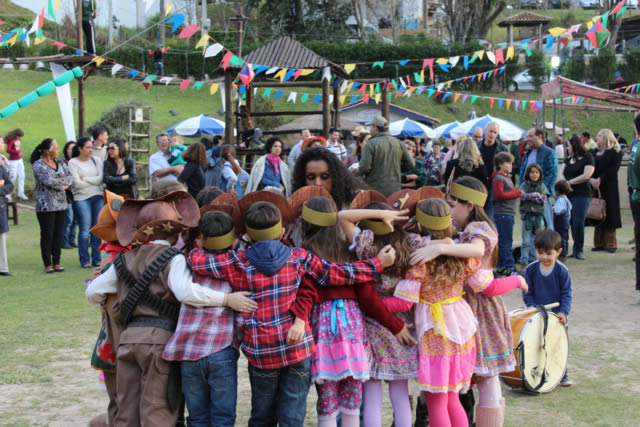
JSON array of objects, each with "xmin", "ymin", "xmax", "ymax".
[
  {"xmin": 607, "ymin": 248, "xmax": 617, "ymax": 253},
  {"xmin": 62, "ymin": 243, "xmax": 73, "ymax": 249},
  {"xmin": 0, "ymin": 271, "xmax": 13, "ymax": 276},
  {"xmin": 591, "ymin": 247, "xmax": 604, "ymax": 252},
  {"xmin": 92, "ymin": 262, "xmax": 101, "ymax": 267},
  {"xmin": 70, "ymin": 242, "xmax": 78, "ymax": 248}
]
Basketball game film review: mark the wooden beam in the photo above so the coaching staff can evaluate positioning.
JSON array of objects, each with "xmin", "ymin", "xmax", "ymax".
[
  {"xmin": 382, "ymin": 84, "xmax": 390, "ymax": 122},
  {"xmin": 236, "ymin": 110, "xmax": 321, "ymax": 117},
  {"xmin": 224, "ymin": 71, "xmax": 233, "ymax": 145},
  {"xmin": 250, "ymin": 81, "xmax": 324, "ymax": 88},
  {"xmin": 322, "ymin": 76, "xmax": 330, "ymax": 137},
  {"xmin": 332, "ymin": 84, "xmax": 340, "ymax": 128}
]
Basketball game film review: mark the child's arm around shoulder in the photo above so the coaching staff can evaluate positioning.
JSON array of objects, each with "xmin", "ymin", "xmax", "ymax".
[
  {"xmin": 410, "ymin": 237, "xmax": 485, "ymax": 266},
  {"xmin": 187, "ymin": 248, "xmax": 238, "ymax": 281},
  {"xmin": 85, "ymin": 264, "xmax": 118, "ymax": 305},
  {"xmin": 338, "ymin": 208, "xmax": 409, "ymax": 243}
]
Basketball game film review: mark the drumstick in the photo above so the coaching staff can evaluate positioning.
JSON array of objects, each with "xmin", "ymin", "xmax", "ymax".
[{"xmin": 512, "ymin": 302, "xmax": 560, "ymax": 318}]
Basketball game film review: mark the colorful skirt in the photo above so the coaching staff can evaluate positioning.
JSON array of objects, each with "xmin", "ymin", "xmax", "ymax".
[
  {"xmin": 464, "ymin": 291, "xmax": 515, "ymax": 376},
  {"xmin": 417, "ymin": 328, "xmax": 475, "ymax": 393},
  {"xmin": 365, "ymin": 309, "xmax": 418, "ymax": 381},
  {"xmin": 310, "ymin": 299, "xmax": 370, "ymax": 384}
]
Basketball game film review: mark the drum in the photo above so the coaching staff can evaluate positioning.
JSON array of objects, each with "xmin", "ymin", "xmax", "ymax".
[{"xmin": 500, "ymin": 305, "xmax": 569, "ymax": 393}]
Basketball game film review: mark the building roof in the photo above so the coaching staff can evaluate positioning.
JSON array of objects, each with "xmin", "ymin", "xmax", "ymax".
[
  {"xmin": 339, "ymin": 99, "xmax": 440, "ymax": 126},
  {"xmin": 272, "ymin": 114, "xmax": 362, "ymax": 132},
  {"xmin": 542, "ymin": 76, "xmax": 640, "ymax": 110},
  {"xmin": 498, "ymin": 12, "xmax": 552, "ymax": 28},
  {"xmin": 234, "ymin": 36, "xmax": 345, "ymax": 75}
]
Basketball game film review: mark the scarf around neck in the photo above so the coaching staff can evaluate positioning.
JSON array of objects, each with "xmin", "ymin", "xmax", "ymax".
[{"xmin": 266, "ymin": 153, "xmax": 280, "ymax": 176}]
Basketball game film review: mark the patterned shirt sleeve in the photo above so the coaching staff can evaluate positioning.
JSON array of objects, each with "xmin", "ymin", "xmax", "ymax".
[
  {"xmin": 461, "ymin": 222, "xmax": 498, "ymax": 264},
  {"xmin": 187, "ymin": 249, "xmax": 239, "ymax": 285},
  {"xmin": 302, "ymin": 249, "xmax": 383, "ymax": 287},
  {"xmin": 465, "ymin": 259, "xmax": 493, "ymax": 293},
  {"xmin": 393, "ymin": 265, "xmax": 425, "ymax": 302}
]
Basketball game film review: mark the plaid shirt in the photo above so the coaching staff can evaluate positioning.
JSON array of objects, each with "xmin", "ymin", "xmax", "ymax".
[
  {"xmin": 187, "ymin": 248, "xmax": 383, "ymax": 370},
  {"xmin": 163, "ymin": 274, "xmax": 236, "ymax": 362}
]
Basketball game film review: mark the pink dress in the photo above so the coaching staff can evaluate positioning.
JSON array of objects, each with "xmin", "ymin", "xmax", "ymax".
[
  {"xmin": 460, "ymin": 222, "xmax": 516, "ymax": 376},
  {"xmin": 395, "ymin": 258, "xmax": 483, "ymax": 393}
]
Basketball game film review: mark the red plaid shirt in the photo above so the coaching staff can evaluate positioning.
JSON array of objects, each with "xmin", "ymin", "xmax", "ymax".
[
  {"xmin": 187, "ymin": 248, "xmax": 383, "ymax": 370},
  {"xmin": 162, "ymin": 274, "xmax": 237, "ymax": 362}
]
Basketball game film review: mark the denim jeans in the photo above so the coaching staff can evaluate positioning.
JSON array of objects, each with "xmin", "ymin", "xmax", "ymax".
[
  {"xmin": 568, "ymin": 195, "xmax": 591, "ymax": 255},
  {"xmin": 544, "ymin": 198, "xmax": 554, "ymax": 231},
  {"xmin": 554, "ymin": 212, "xmax": 570, "ymax": 258},
  {"xmin": 63, "ymin": 204, "xmax": 77, "ymax": 246},
  {"xmin": 73, "ymin": 194, "xmax": 104, "ymax": 266},
  {"xmin": 248, "ymin": 357, "xmax": 311, "ymax": 427},
  {"xmin": 485, "ymin": 189, "xmax": 495, "ymax": 223},
  {"xmin": 520, "ymin": 219, "xmax": 537, "ymax": 264},
  {"xmin": 180, "ymin": 346, "xmax": 239, "ymax": 427},
  {"xmin": 495, "ymin": 214, "xmax": 515, "ymax": 270}
]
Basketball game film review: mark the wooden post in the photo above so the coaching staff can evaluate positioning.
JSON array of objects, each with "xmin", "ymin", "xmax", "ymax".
[
  {"xmin": 382, "ymin": 83, "xmax": 390, "ymax": 122},
  {"xmin": 246, "ymin": 83, "xmax": 254, "ymax": 115},
  {"xmin": 322, "ymin": 76, "xmax": 331, "ymax": 137},
  {"xmin": 224, "ymin": 71, "xmax": 233, "ymax": 145},
  {"xmin": 230, "ymin": 8, "xmax": 247, "ymax": 56},
  {"xmin": 159, "ymin": 0, "xmax": 165, "ymax": 46},
  {"xmin": 76, "ymin": 0, "xmax": 85, "ymax": 137},
  {"xmin": 332, "ymin": 83, "xmax": 340, "ymax": 128}
]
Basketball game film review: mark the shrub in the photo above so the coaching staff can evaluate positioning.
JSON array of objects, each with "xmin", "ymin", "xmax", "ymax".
[
  {"xmin": 622, "ymin": 47, "xmax": 640, "ymax": 84},
  {"xmin": 560, "ymin": 47, "xmax": 585, "ymax": 82},
  {"xmin": 525, "ymin": 50, "xmax": 552, "ymax": 90},
  {"xmin": 590, "ymin": 48, "xmax": 616, "ymax": 88}
]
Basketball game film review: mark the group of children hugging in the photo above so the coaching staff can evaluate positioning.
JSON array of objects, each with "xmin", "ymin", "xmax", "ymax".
[
  {"xmin": 85, "ymin": 172, "xmax": 572, "ymax": 427},
  {"xmin": 491, "ymin": 152, "xmax": 573, "ymax": 275}
]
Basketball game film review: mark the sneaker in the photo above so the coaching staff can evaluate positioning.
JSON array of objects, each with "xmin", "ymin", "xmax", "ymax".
[
  {"xmin": 17, "ymin": 194, "xmax": 28, "ymax": 201},
  {"xmin": 70, "ymin": 242, "xmax": 78, "ymax": 248},
  {"xmin": 62, "ymin": 243, "xmax": 73, "ymax": 249},
  {"xmin": 576, "ymin": 252, "xmax": 585, "ymax": 260},
  {"xmin": 560, "ymin": 376, "xmax": 573, "ymax": 387}
]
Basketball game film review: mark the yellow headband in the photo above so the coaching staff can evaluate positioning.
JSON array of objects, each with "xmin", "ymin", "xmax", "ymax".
[
  {"xmin": 246, "ymin": 221, "xmax": 283, "ymax": 241},
  {"xmin": 416, "ymin": 206, "xmax": 451, "ymax": 231},
  {"xmin": 360, "ymin": 219, "xmax": 393, "ymax": 236},
  {"xmin": 301, "ymin": 205, "xmax": 337, "ymax": 227},
  {"xmin": 449, "ymin": 182, "xmax": 487, "ymax": 208},
  {"xmin": 202, "ymin": 230, "xmax": 236, "ymax": 250}
]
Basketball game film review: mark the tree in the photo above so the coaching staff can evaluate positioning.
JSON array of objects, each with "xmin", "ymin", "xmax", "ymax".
[
  {"xmin": 441, "ymin": 0, "xmax": 507, "ymax": 43},
  {"xmin": 525, "ymin": 50, "xmax": 551, "ymax": 90}
]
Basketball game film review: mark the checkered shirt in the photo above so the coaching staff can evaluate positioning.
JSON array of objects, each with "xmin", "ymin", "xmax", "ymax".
[
  {"xmin": 187, "ymin": 248, "xmax": 383, "ymax": 370},
  {"xmin": 163, "ymin": 274, "xmax": 236, "ymax": 362}
]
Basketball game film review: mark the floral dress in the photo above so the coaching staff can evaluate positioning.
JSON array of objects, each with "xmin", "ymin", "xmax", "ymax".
[
  {"xmin": 351, "ymin": 228, "xmax": 426, "ymax": 380},
  {"xmin": 394, "ymin": 258, "xmax": 486, "ymax": 393},
  {"xmin": 460, "ymin": 222, "xmax": 516, "ymax": 376}
]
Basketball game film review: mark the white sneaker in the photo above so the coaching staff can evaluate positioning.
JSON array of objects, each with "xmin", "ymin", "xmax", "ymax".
[{"xmin": 17, "ymin": 194, "xmax": 28, "ymax": 201}]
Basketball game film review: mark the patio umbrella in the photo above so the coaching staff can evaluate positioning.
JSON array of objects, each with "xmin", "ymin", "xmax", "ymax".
[
  {"xmin": 449, "ymin": 114, "xmax": 525, "ymax": 141},
  {"xmin": 389, "ymin": 118, "xmax": 436, "ymax": 139},
  {"xmin": 168, "ymin": 114, "xmax": 225, "ymax": 137},
  {"xmin": 433, "ymin": 121, "xmax": 461, "ymax": 139}
]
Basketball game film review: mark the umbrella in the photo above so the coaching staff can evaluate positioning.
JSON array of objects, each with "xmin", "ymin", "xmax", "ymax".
[
  {"xmin": 168, "ymin": 114, "xmax": 225, "ymax": 137},
  {"xmin": 449, "ymin": 114, "xmax": 525, "ymax": 141},
  {"xmin": 433, "ymin": 121, "xmax": 460, "ymax": 139},
  {"xmin": 389, "ymin": 118, "xmax": 436, "ymax": 139}
]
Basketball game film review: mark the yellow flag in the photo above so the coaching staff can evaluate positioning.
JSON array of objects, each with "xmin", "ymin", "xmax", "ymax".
[
  {"xmin": 475, "ymin": 50, "xmax": 485, "ymax": 60},
  {"xmin": 344, "ymin": 64, "xmax": 356, "ymax": 74},
  {"xmin": 298, "ymin": 69, "xmax": 314, "ymax": 77},
  {"xmin": 444, "ymin": 80, "xmax": 454, "ymax": 87},
  {"xmin": 165, "ymin": 2, "xmax": 173, "ymax": 17},
  {"xmin": 506, "ymin": 46, "xmax": 515, "ymax": 60},
  {"xmin": 346, "ymin": 82, "xmax": 354, "ymax": 93},
  {"xmin": 374, "ymin": 93, "xmax": 381, "ymax": 104},
  {"xmin": 54, "ymin": 0, "xmax": 61, "ymax": 10},
  {"xmin": 92, "ymin": 57, "xmax": 105, "ymax": 66},
  {"xmin": 436, "ymin": 58, "xmax": 449, "ymax": 65},
  {"xmin": 273, "ymin": 68, "xmax": 288, "ymax": 83},
  {"xmin": 369, "ymin": 84, "xmax": 374, "ymax": 97},
  {"xmin": 210, "ymin": 83, "xmax": 219, "ymax": 95},
  {"xmin": 7, "ymin": 33, "xmax": 18, "ymax": 46},
  {"xmin": 339, "ymin": 95, "xmax": 347, "ymax": 105},
  {"xmin": 34, "ymin": 35, "xmax": 47, "ymax": 45},
  {"xmin": 548, "ymin": 27, "xmax": 567, "ymax": 37},
  {"xmin": 195, "ymin": 34, "xmax": 211, "ymax": 51},
  {"xmin": 420, "ymin": 69, "xmax": 424, "ymax": 83}
]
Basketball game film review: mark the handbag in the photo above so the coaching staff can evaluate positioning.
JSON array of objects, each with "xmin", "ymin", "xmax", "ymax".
[{"xmin": 586, "ymin": 188, "xmax": 606, "ymax": 226}]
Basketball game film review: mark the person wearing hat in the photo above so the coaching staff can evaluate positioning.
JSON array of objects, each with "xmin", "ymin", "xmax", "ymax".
[
  {"xmin": 358, "ymin": 116, "xmax": 414, "ymax": 197},
  {"xmin": 86, "ymin": 191, "xmax": 257, "ymax": 427},
  {"xmin": 287, "ymin": 129, "xmax": 311, "ymax": 172},
  {"xmin": 347, "ymin": 127, "xmax": 370, "ymax": 170}
]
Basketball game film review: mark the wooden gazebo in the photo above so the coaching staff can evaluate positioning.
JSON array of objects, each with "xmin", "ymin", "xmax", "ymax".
[
  {"xmin": 222, "ymin": 36, "xmax": 390, "ymax": 145},
  {"xmin": 498, "ymin": 12, "xmax": 552, "ymax": 49}
]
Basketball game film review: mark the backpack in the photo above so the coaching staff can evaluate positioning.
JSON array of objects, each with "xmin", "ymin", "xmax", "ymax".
[{"xmin": 205, "ymin": 156, "xmax": 224, "ymax": 188}]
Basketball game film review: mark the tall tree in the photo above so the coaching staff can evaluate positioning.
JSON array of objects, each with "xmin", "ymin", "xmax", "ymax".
[{"xmin": 442, "ymin": 0, "xmax": 506, "ymax": 43}]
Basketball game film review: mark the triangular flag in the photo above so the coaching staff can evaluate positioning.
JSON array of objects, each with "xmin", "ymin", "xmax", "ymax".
[
  {"xmin": 612, "ymin": 0, "xmax": 624, "ymax": 14},
  {"xmin": 438, "ymin": 64, "xmax": 451, "ymax": 72},
  {"xmin": 179, "ymin": 24, "xmax": 199, "ymax": 39},
  {"xmin": 287, "ymin": 92, "xmax": 297, "ymax": 103},
  {"xmin": 435, "ymin": 58, "xmax": 448, "ymax": 65},
  {"xmin": 165, "ymin": 2, "xmax": 173, "ymax": 17},
  {"xmin": 427, "ymin": 89, "xmax": 435, "ymax": 98},
  {"xmin": 204, "ymin": 43, "xmax": 223, "ymax": 58},
  {"xmin": 195, "ymin": 34, "xmax": 211, "ymax": 50},
  {"xmin": 209, "ymin": 83, "xmax": 219, "ymax": 95},
  {"xmin": 262, "ymin": 88, "xmax": 272, "ymax": 98},
  {"xmin": 362, "ymin": 95, "xmax": 370, "ymax": 103},
  {"xmin": 462, "ymin": 94, "xmax": 469, "ymax": 104},
  {"xmin": 548, "ymin": 27, "xmax": 567, "ymax": 37},
  {"xmin": 192, "ymin": 82, "xmax": 204, "ymax": 91},
  {"xmin": 372, "ymin": 61, "xmax": 384, "ymax": 69},
  {"xmin": 179, "ymin": 80, "xmax": 191, "ymax": 91},
  {"xmin": 273, "ymin": 68, "xmax": 288, "ymax": 82},
  {"xmin": 34, "ymin": 33, "xmax": 46, "ymax": 45},
  {"xmin": 602, "ymin": 12, "xmax": 609, "ymax": 31},
  {"xmin": 545, "ymin": 35, "xmax": 553, "ymax": 51},
  {"xmin": 128, "ymin": 70, "xmax": 139, "ymax": 79},
  {"xmin": 471, "ymin": 96, "xmax": 478, "ymax": 104},
  {"xmin": 486, "ymin": 51, "xmax": 496, "ymax": 64},
  {"xmin": 617, "ymin": 5, "xmax": 627, "ymax": 17},
  {"xmin": 498, "ymin": 99, "xmax": 503, "ymax": 109},
  {"xmin": 596, "ymin": 31, "xmax": 610, "ymax": 47},
  {"xmin": 351, "ymin": 95, "xmax": 358, "ymax": 104},
  {"xmin": 344, "ymin": 63, "xmax": 356, "ymax": 74},
  {"xmin": 506, "ymin": 99, "xmax": 512, "ymax": 110},
  {"xmin": 160, "ymin": 77, "xmax": 172, "ymax": 85},
  {"xmin": 495, "ymin": 49, "xmax": 504, "ymax": 65},
  {"xmin": 92, "ymin": 57, "xmax": 105, "ymax": 66},
  {"xmin": 274, "ymin": 90, "xmax": 284, "ymax": 99},
  {"xmin": 339, "ymin": 95, "xmax": 347, "ymax": 104},
  {"xmin": 475, "ymin": 50, "xmax": 485, "ymax": 60},
  {"xmin": 489, "ymin": 98, "xmax": 495, "ymax": 108},
  {"xmin": 522, "ymin": 101, "xmax": 527, "ymax": 112},
  {"xmin": 230, "ymin": 55, "xmax": 243, "ymax": 66},
  {"xmin": 464, "ymin": 55, "xmax": 469, "ymax": 70},
  {"xmin": 322, "ymin": 67, "xmax": 331, "ymax": 82},
  {"xmin": 454, "ymin": 93, "xmax": 461, "ymax": 103},
  {"xmin": 166, "ymin": 13, "xmax": 186, "ymax": 33},
  {"xmin": 312, "ymin": 94, "xmax": 322, "ymax": 104},
  {"xmin": 374, "ymin": 93, "xmax": 381, "ymax": 104},
  {"xmin": 449, "ymin": 56, "xmax": 460, "ymax": 67},
  {"xmin": 111, "ymin": 64, "xmax": 123, "ymax": 75},
  {"xmin": 48, "ymin": 0, "xmax": 55, "ymax": 20},
  {"xmin": 398, "ymin": 59, "xmax": 410, "ymax": 66},
  {"xmin": 51, "ymin": 41, "xmax": 66, "ymax": 51},
  {"xmin": 422, "ymin": 58, "xmax": 435, "ymax": 81},
  {"xmin": 375, "ymin": 83, "xmax": 381, "ymax": 94},
  {"xmin": 515, "ymin": 100, "xmax": 520, "ymax": 111},
  {"xmin": 506, "ymin": 46, "xmax": 515, "ymax": 61},
  {"xmin": 220, "ymin": 51, "xmax": 233, "ymax": 70}
]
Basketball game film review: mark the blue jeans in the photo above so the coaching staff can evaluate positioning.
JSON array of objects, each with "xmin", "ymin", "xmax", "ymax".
[
  {"xmin": 180, "ymin": 346, "xmax": 239, "ymax": 427},
  {"xmin": 544, "ymin": 198, "xmax": 554, "ymax": 231},
  {"xmin": 495, "ymin": 214, "xmax": 515, "ymax": 270},
  {"xmin": 485, "ymin": 189, "xmax": 495, "ymax": 223},
  {"xmin": 554, "ymin": 212, "xmax": 570, "ymax": 258},
  {"xmin": 73, "ymin": 194, "xmax": 104, "ymax": 266},
  {"xmin": 568, "ymin": 195, "xmax": 591, "ymax": 255},
  {"xmin": 154, "ymin": 61, "xmax": 164, "ymax": 76},
  {"xmin": 248, "ymin": 357, "xmax": 311, "ymax": 427},
  {"xmin": 520, "ymin": 219, "xmax": 537, "ymax": 264},
  {"xmin": 63, "ymin": 204, "xmax": 77, "ymax": 245}
]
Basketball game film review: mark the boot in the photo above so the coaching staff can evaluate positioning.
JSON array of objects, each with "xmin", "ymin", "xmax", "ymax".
[
  {"xmin": 88, "ymin": 413, "xmax": 108, "ymax": 427},
  {"xmin": 414, "ymin": 394, "xmax": 429, "ymax": 427},
  {"xmin": 475, "ymin": 405, "xmax": 504, "ymax": 427},
  {"xmin": 498, "ymin": 398, "xmax": 505, "ymax": 427}
]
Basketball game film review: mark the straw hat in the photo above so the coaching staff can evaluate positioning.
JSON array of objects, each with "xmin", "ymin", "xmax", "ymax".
[{"xmin": 351, "ymin": 126, "xmax": 370, "ymax": 137}]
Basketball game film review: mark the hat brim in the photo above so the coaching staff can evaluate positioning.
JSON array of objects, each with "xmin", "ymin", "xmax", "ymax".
[
  {"xmin": 238, "ymin": 191, "xmax": 294, "ymax": 226},
  {"xmin": 289, "ymin": 186, "xmax": 334, "ymax": 216},
  {"xmin": 90, "ymin": 223, "xmax": 118, "ymax": 243},
  {"xmin": 349, "ymin": 190, "xmax": 388, "ymax": 209},
  {"xmin": 403, "ymin": 186, "xmax": 445, "ymax": 218},
  {"xmin": 125, "ymin": 219, "xmax": 190, "ymax": 246}
]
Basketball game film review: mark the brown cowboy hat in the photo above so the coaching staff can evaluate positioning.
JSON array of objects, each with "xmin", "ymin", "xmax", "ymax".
[
  {"xmin": 238, "ymin": 190, "xmax": 294, "ymax": 227},
  {"xmin": 388, "ymin": 189, "xmax": 415, "ymax": 210},
  {"xmin": 116, "ymin": 191, "xmax": 200, "ymax": 246},
  {"xmin": 288, "ymin": 186, "xmax": 334, "ymax": 216},
  {"xmin": 200, "ymin": 192, "xmax": 243, "ymax": 233},
  {"xmin": 349, "ymin": 190, "xmax": 388, "ymax": 209},
  {"xmin": 403, "ymin": 186, "xmax": 445, "ymax": 219},
  {"xmin": 301, "ymin": 136, "xmax": 327, "ymax": 152},
  {"xmin": 90, "ymin": 190, "xmax": 125, "ymax": 243}
]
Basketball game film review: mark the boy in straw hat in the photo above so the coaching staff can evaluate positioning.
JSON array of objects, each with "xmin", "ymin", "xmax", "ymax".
[
  {"xmin": 187, "ymin": 196, "xmax": 397, "ymax": 426},
  {"xmin": 86, "ymin": 191, "xmax": 257, "ymax": 427}
]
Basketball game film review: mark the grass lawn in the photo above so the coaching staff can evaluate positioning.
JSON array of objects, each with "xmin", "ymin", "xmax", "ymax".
[{"xmin": 0, "ymin": 205, "xmax": 639, "ymax": 425}]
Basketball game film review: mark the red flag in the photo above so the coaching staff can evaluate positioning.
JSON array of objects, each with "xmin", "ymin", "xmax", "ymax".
[
  {"xmin": 422, "ymin": 58, "xmax": 434, "ymax": 82},
  {"xmin": 495, "ymin": 49, "xmax": 504, "ymax": 65},
  {"xmin": 489, "ymin": 98, "xmax": 495, "ymax": 108}
]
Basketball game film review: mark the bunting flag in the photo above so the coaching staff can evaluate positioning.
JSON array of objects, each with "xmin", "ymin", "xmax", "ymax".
[
  {"xmin": 471, "ymin": 96, "xmax": 478, "ymax": 104},
  {"xmin": 209, "ymin": 83, "xmax": 219, "ymax": 95},
  {"xmin": 48, "ymin": 0, "xmax": 55, "ymax": 20},
  {"xmin": 159, "ymin": 76, "xmax": 172, "ymax": 85},
  {"xmin": 462, "ymin": 94, "xmax": 469, "ymax": 104},
  {"xmin": 495, "ymin": 49, "xmax": 504, "ymax": 66},
  {"xmin": 497, "ymin": 99, "xmax": 503, "ymax": 109},
  {"xmin": 486, "ymin": 51, "xmax": 496, "ymax": 64},
  {"xmin": 399, "ymin": 59, "xmax": 410, "ymax": 66},
  {"xmin": 195, "ymin": 34, "xmax": 211, "ymax": 51},
  {"xmin": 166, "ymin": 14, "xmax": 186, "ymax": 33},
  {"xmin": 127, "ymin": 70, "xmax": 139, "ymax": 79},
  {"xmin": 464, "ymin": 55, "xmax": 469, "ymax": 70},
  {"xmin": 165, "ymin": 2, "xmax": 173, "ymax": 17},
  {"xmin": 506, "ymin": 46, "xmax": 515, "ymax": 61},
  {"xmin": 449, "ymin": 56, "xmax": 460, "ymax": 67},
  {"xmin": 204, "ymin": 43, "xmax": 223, "ymax": 58},
  {"xmin": 178, "ymin": 24, "xmax": 199, "ymax": 39},
  {"xmin": 262, "ymin": 88, "xmax": 272, "ymax": 98},
  {"xmin": 179, "ymin": 80, "xmax": 190, "ymax": 91},
  {"xmin": 287, "ymin": 92, "xmax": 297, "ymax": 103},
  {"xmin": 344, "ymin": 64, "xmax": 356, "ymax": 74},
  {"xmin": 220, "ymin": 51, "xmax": 233, "ymax": 70},
  {"xmin": 192, "ymin": 81, "xmax": 204, "ymax": 91},
  {"xmin": 111, "ymin": 64, "xmax": 122, "ymax": 75},
  {"xmin": 506, "ymin": 99, "xmax": 512, "ymax": 110},
  {"xmin": 239, "ymin": 63, "xmax": 255, "ymax": 86},
  {"xmin": 92, "ymin": 57, "xmax": 105, "ymax": 66},
  {"xmin": 301, "ymin": 93, "xmax": 309, "ymax": 103},
  {"xmin": 422, "ymin": 58, "xmax": 435, "ymax": 82},
  {"xmin": 51, "ymin": 41, "xmax": 66, "ymax": 51},
  {"xmin": 312, "ymin": 94, "xmax": 322, "ymax": 104},
  {"xmin": 372, "ymin": 61, "xmax": 384, "ymax": 69},
  {"xmin": 274, "ymin": 90, "xmax": 284, "ymax": 99}
]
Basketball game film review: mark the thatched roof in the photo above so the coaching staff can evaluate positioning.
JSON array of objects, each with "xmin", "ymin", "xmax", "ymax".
[
  {"xmin": 498, "ymin": 12, "xmax": 552, "ymax": 27},
  {"xmin": 272, "ymin": 115, "xmax": 362, "ymax": 133}
]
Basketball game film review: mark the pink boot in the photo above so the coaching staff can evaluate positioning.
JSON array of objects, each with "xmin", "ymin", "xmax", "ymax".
[{"xmin": 476, "ymin": 404, "xmax": 504, "ymax": 427}]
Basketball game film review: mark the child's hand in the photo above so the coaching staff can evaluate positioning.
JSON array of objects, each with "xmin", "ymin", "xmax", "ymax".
[
  {"xmin": 518, "ymin": 276, "xmax": 528, "ymax": 294},
  {"xmin": 227, "ymin": 292, "xmax": 258, "ymax": 313},
  {"xmin": 286, "ymin": 317, "xmax": 306, "ymax": 344},
  {"xmin": 381, "ymin": 209, "xmax": 409, "ymax": 232},
  {"xmin": 557, "ymin": 312, "xmax": 567, "ymax": 325},
  {"xmin": 409, "ymin": 244, "xmax": 442, "ymax": 266},
  {"xmin": 395, "ymin": 323, "xmax": 417, "ymax": 346},
  {"xmin": 377, "ymin": 245, "xmax": 397, "ymax": 267}
]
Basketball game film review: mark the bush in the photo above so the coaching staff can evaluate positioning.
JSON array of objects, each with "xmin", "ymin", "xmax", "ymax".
[
  {"xmin": 524, "ymin": 50, "xmax": 551, "ymax": 90},
  {"xmin": 590, "ymin": 48, "xmax": 616, "ymax": 88},
  {"xmin": 89, "ymin": 98, "xmax": 152, "ymax": 142},
  {"xmin": 622, "ymin": 47, "xmax": 640, "ymax": 84},
  {"xmin": 559, "ymin": 47, "xmax": 585, "ymax": 82}
]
